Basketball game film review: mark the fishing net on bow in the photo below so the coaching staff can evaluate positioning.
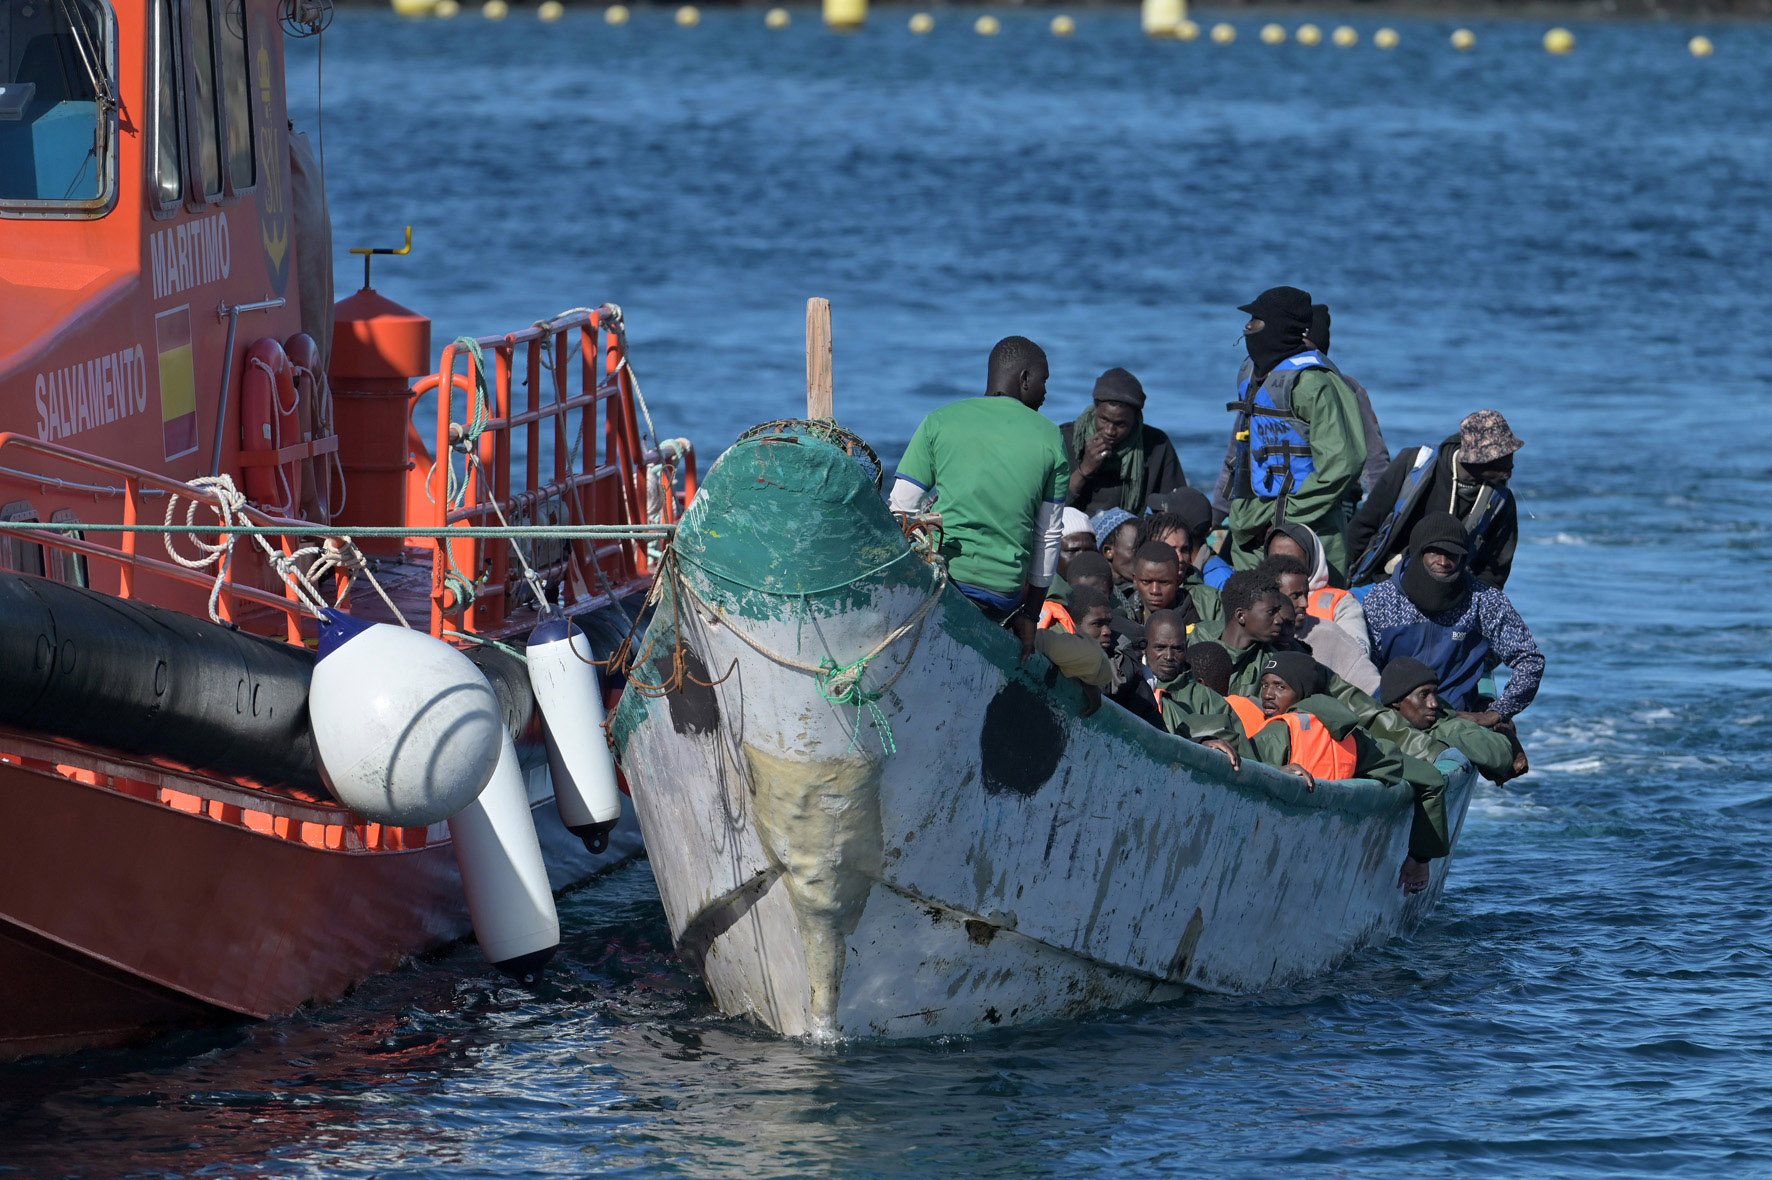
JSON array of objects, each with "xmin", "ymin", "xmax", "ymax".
[{"xmin": 735, "ymin": 419, "xmax": 883, "ymax": 491}]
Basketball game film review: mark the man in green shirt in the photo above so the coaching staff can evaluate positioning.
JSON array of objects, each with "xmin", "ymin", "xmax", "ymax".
[
  {"xmin": 1212, "ymin": 286, "xmax": 1368, "ymax": 572},
  {"xmin": 890, "ymin": 336, "xmax": 1069, "ymax": 660}
]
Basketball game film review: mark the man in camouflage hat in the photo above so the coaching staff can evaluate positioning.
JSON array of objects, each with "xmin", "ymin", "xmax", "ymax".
[{"xmin": 1347, "ymin": 409, "xmax": 1524, "ymax": 589}]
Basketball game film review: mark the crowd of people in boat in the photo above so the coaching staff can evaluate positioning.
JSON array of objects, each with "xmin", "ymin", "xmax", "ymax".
[{"xmin": 888, "ymin": 285, "xmax": 1542, "ymax": 893}]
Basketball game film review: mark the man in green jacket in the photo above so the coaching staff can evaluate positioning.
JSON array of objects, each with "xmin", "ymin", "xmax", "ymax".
[
  {"xmin": 1143, "ymin": 610, "xmax": 1246, "ymax": 767},
  {"xmin": 1247, "ymin": 652, "xmax": 1450, "ymax": 892},
  {"xmin": 1188, "ymin": 571, "xmax": 1383, "ymax": 725},
  {"xmin": 1366, "ymin": 657, "xmax": 1524, "ymax": 784},
  {"xmin": 1212, "ymin": 286, "xmax": 1368, "ymax": 572}
]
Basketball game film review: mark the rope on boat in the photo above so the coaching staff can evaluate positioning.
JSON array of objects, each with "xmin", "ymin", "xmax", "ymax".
[
  {"xmin": 673, "ymin": 557, "xmax": 948, "ymax": 758},
  {"xmin": 157, "ymin": 474, "xmax": 407, "ymax": 626}
]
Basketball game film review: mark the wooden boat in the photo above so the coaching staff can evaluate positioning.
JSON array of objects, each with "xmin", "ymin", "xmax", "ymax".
[
  {"xmin": 0, "ymin": 0, "xmax": 693, "ymax": 1059},
  {"xmin": 612, "ymin": 420, "xmax": 1477, "ymax": 1040}
]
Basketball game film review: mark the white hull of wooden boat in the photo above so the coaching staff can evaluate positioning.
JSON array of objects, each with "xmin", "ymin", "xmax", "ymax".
[{"xmin": 613, "ymin": 430, "xmax": 1476, "ymax": 1041}]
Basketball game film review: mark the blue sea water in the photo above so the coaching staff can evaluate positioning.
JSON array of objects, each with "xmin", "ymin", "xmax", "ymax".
[{"xmin": 6, "ymin": 8, "xmax": 1772, "ymax": 1177}]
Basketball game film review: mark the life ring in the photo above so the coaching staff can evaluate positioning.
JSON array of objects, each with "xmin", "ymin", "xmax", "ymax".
[{"xmin": 239, "ymin": 338, "xmax": 304, "ymax": 512}]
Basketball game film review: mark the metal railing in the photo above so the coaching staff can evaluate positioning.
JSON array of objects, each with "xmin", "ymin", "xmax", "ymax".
[
  {"xmin": 0, "ymin": 433, "xmax": 320, "ymax": 641},
  {"xmin": 417, "ymin": 307, "xmax": 696, "ymax": 638}
]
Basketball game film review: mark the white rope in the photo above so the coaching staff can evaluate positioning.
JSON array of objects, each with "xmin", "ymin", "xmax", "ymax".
[{"xmin": 160, "ymin": 474, "xmax": 408, "ymax": 628}]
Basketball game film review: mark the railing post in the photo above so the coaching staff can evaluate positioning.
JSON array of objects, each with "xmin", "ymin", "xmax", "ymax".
[
  {"xmin": 120, "ymin": 476, "xmax": 138, "ymax": 599},
  {"xmin": 430, "ymin": 343, "xmax": 458, "ymax": 639}
]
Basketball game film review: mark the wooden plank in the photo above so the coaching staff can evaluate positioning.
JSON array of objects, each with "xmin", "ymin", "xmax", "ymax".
[{"xmin": 806, "ymin": 297, "xmax": 833, "ymax": 420}]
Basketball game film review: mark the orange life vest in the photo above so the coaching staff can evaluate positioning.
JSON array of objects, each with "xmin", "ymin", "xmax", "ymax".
[
  {"xmin": 1307, "ymin": 587, "xmax": 1350, "ymax": 623},
  {"xmin": 1227, "ymin": 694, "xmax": 1266, "ymax": 737},
  {"xmin": 1038, "ymin": 600, "xmax": 1076, "ymax": 633},
  {"xmin": 1276, "ymin": 711, "xmax": 1359, "ymax": 780}
]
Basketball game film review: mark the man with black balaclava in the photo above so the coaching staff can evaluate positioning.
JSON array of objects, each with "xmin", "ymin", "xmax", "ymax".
[
  {"xmin": 1211, "ymin": 286, "xmax": 1368, "ymax": 574},
  {"xmin": 1361, "ymin": 512, "xmax": 1545, "ymax": 728},
  {"xmin": 1061, "ymin": 367, "xmax": 1186, "ymax": 516}
]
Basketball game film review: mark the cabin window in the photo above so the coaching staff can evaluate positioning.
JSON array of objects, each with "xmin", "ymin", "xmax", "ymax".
[
  {"xmin": 0, "ymin": 501, "xmax": 45, "ymax": 577},
  {"xmin": 149, "ymin": 0, "xmax": 180, "ymax": 207},
  {"xmin": 187, "ymin": 0, "xmax": 220, "ymax": 198},
  {"xmin": 216, "ymin": 0, "xmax": 250, "ymax": 190},
  {"xmin": 47, "ymin": 509, "xmax": 86, "ymax": 586},
  {"xmin": 0, "ymin": 0, "xmax": 116, "ymax": 216}
]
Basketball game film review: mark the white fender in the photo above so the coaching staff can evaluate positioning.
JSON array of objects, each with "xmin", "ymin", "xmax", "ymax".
[
  {"xmin": 447, "ymin": 728, "xmax": 560, "ymax": 981},
  {"xmin": 525, "ymin": 615, "xmax": 623, "ymax": 854},
  {"xmin": 309, "ymin": 610, "xmax": 502, "ymax": 827}
]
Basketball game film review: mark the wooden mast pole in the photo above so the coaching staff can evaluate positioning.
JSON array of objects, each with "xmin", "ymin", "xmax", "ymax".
[{"xmin": 806, "ymin": 297, "xmax": 833, "ymax": 420}]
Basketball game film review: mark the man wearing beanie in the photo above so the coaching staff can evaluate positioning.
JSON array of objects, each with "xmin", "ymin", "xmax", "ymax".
[
  {"xmin": 1348, "ymin": 408, "xmax": 1524, "ymax": 589},
  {"xmin": 1212, "ymin": 286, "xmax": 1370, "ymax": 574},
  {"xmin": 1061, "ymin": 367, "xmax": 1187, "ymax": 516},
  {"xmin": 1366, "ymin": 657, "xmax": 1523, "ymax": 784},
  {"xmin": 1246, "ymin": 651, "xmax": 1451, "ymax": 894}
]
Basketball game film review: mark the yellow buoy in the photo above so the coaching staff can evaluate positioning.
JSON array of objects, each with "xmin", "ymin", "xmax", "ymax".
[
  {"xmin": 1296, "ymin": 23, "xmax": 1321, "ymax": 46},
  {"xmin": 391, "ymin": 0, "xmax": 436, "ymax": 16},
  {"xmin": 1141, "ymin": 0, "xmax": 1183, "ymax": 38},
  {"xmin": 1451, "ymin": 27, "xmax": 1475, "ymax": 50},
  {"xmin": 1050, "ymin": 13, "xmax": 1075, "ymax": 35},
  {"xmin": 975, "ymin": 13, "xmax": 1000, "ymax": 35},
  {"xmin": 434, "ymin": 0, "xmax": 461, "ymax": 15},
  {"xmin": 1176, "ymin": 18, "xmax": 1199, "ymax": 40},
  {"xmin": 1373, "ymin": 26, "xmax": 1398, "ymax": 49},
  {"xmin": 908, "ymin": 10, "xmax": 932, "ymax": 32},
  {"xmin": 1331, "ymin": 24, "xmax": 1356, "ymax": 47},
  {"xmin": 1689, "ymin": 34, "xmax": 1714, "ymax": 56},
  {"xmin": 604, "ymin": 2, "xmax": 628, "ymax": 22},
  {"xmin": 1210, "ymin": 21, "xmax": 1235, "ymax": 44},
  {"xmin": 1544, "ymin": 27, "xmax": 1574, "ymax": 54},
  {"xmin": 538, "ymin": 0, "xmax": 563, "ymax": 20},
  {"xmin": 1259, "ymin": 22, "xmax": 1284, "ymax": 44},
  {"xmin": 481, "ymin": 0, "xmax": 508, "ymax": 19},
  {"xmin": 675, "ymin": 4, "xmax": 699, "ymax": 25},
  {"xmin": 825, "ymin": 0, "xmax": 865, "ymax": 28},
  {"xmin": 765, "ymin": 6, "xmax": 789, "ymax": 27}
]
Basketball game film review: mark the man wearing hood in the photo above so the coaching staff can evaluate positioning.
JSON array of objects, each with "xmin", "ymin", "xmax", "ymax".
[
  {"xmin": 1265, "ymin": 521, "xmax": 1368, "ymax": 651},
  {"xmin": 1348, "ymin": 409, "xmax": 1523, "ymax": 589},
  {"xmin": 1061, "ymin": 367, "xmax": 1187, "ymax": 516},
  {"xmin": 1258, "ymin": 554, "xmax": 1381, "ymax": 697},
  {"xmin": 1362, "ymin": 513, "xmax": 1545, "ymax": 726},
  {"xmin": 1213, "ymin": 287, "xmax": 1369, "ymax": 574}
]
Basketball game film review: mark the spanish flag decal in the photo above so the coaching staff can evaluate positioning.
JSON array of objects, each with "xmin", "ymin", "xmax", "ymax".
[{"xmin": 155, "ymin": 305, "xmax": 199, "ymax": 460}]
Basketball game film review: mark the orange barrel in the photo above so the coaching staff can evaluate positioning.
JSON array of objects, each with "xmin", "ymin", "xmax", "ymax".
[{"xmin": 329, "ymin": 289, "xmax": 431, "ymax": 555}]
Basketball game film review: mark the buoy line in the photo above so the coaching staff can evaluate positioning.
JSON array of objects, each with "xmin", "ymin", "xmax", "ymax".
[{"xmin": 392, "ymin": 3, "xmax": 1717, "ymax": 58}]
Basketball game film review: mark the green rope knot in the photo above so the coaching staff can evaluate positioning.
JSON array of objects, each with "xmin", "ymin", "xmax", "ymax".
[{"xmin": 817, "ymin": 656, "xmax": 897, "ymax": 757}]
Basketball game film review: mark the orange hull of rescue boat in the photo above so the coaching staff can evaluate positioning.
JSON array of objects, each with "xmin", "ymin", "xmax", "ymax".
[{"xmin": 0, "ymin": 730, "xmax": 630, "ymax": 1061}]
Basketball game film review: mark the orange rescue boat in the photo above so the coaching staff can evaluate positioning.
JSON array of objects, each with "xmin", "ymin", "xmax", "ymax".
[{"xmin": 0, "ymin": 0, "xmax": 694, "ymax": 1059}]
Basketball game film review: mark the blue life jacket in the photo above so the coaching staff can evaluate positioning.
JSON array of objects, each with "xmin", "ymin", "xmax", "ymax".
[
  {"xmin": 1349, "ymin": 444, "xmax": 1514, "ymax": 585},
  {"xmin": 1370, "ymin": 573, "xmax": 1493, "ymax": 711},
  {"xmin": 1199, "ymin": 553, "xmax": 1234, "ymax": 590},
  {"xmin": 1227, "ymin": 351, "xmax": 1333, "ymax": 503}
]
